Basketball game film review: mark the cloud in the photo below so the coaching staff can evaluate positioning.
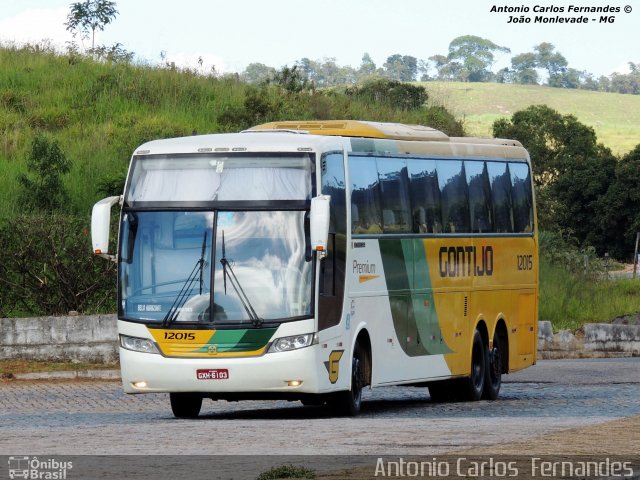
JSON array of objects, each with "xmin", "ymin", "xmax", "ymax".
[
  {"xmin": 612, "ymin": 62, "xmax": 632, "ymax": 75},
  {"xmin": 0, "ymin": 7, "xmax": 73, "ymax": 48}
]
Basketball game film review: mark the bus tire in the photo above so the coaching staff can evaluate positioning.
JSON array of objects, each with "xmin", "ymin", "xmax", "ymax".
[
  {"xmin": 170, "ymin": 393, "xmax": 202, "ymax": 418},
  {"xmin": 460, "ymin": 329, "xmax": 486, "ymax": 401},
  {"xmin": 483, "ymin": 331, "xmax": 503, "ymax": 400},
  {"xmin": 330, "ymin": 342, "xmax": 364, "ymax": 416}
]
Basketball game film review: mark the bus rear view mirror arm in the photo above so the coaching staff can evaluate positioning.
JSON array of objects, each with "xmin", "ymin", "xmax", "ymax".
[
  {"xmin": 310, "ymin": 195, "xmax": 331, "ymax": 259},
  {"xmin": 91, "ymin": 195, "xmax": 122, "ymax": 262}
]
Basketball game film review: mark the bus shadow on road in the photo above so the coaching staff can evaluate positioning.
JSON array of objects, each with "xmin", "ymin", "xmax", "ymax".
[{"xmin": 194, "ymin": 397, "xmax": 444, "ymax": 420}]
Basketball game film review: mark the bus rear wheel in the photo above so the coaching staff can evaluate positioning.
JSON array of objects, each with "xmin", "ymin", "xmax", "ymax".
[
  {"xmin": 170, "ymin": 393, "xmax": 202, "ymax": 418},
  {"xmin": 483, "ymin": 331, "xmax": 503, "ymax": 400},
  {"xmin": 460, "ymin": 329, "xmax": 486, "ymax": 401}
]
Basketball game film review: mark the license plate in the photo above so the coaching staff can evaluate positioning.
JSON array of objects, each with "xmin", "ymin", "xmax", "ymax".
[{"xmin": 196, "ymin": 369, "xmax": 229, "ymax": 380}]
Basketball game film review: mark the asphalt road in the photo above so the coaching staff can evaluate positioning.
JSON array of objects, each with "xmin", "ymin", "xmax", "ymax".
[{"xmin": 1, "ymin": 358, "xmax": 639, "ymax": 458}]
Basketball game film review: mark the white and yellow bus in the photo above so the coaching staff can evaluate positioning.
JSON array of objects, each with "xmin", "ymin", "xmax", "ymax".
[{"xmin": 91, "ymin": 120, "xmax": 538, "ymax": 418}]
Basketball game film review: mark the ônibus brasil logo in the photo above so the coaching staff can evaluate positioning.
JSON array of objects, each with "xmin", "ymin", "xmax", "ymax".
[{"xmin": 8, "ymin": 456, "xmax": 73, "ymax": 480}]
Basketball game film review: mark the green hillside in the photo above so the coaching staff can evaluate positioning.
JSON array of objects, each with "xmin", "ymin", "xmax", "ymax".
[
  {"xmin": 423, "ymin": 81, "xmax": 640, "ymax": 156},
  {"xmin": 0, "ymin": 45, "xmax": 462, "ymax": 219},
  {"xmin": 2, "ymin": 45, "xmax": 637, "ymax": 220}
]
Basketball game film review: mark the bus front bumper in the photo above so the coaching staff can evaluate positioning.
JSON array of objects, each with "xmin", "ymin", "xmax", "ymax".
[{"xmin": 119, "ymin": 346, "xmax": 326, "ymax": 395}]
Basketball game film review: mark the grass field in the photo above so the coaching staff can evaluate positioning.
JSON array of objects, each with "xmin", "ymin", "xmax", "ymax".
[
  {"xmin": 422, "ymin": 81, "xmax": 640, "ymax": 156},
  {"xmin": 539, "ymin": 260, "xmax": 640, "ymax": 331}
]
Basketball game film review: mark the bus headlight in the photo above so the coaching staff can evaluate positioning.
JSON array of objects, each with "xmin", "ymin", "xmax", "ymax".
[
  {"xmin": 120, "ymin": 335, "xmax": 160, "ymax": 354},
  {"xmin": 268, "ymin": 333, "xmax": 316, "ymax": 353}
]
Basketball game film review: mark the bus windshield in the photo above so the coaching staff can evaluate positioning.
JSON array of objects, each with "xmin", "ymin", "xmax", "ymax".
[
  {"xmin": 119, "ymin": 153, "xmax": 315, "ymax": 325},
  {"xmin": 126, "ymin": 153, "xmax": 312, "ymax": 203},
  {"xmin": 119, "ymin": 210, "xmax": 313, "ymax": 325}
]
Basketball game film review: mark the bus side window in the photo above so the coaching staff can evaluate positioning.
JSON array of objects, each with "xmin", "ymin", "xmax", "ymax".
[
  {"xmin": 349, "ymin": 156, "xmax": 382, "ymax": 234},
  {"xmin": 437, "ymin": 160, "xmax": 469, "ymax": 233},
  {"xmin": 487, "ymin": 162, "xmax": 514, "ymax": 233},
  {"xmin": 466, "ymin": 160, "xmax": 493, "ymax": 233},
  {"xmin": 510, "ymin": 162, "xmax": 534, "ymax": 232},
  {"xmin": 377, "ymin": 158, "xmax": 411, "ymax": 233},
  {"xmin": 407, "ymin": 159, "xmax": 442, "ymax": 234}
]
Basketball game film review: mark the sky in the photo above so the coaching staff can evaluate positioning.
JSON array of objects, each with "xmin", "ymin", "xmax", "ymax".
[{"xmin": 0, "ymin": 0, "xmax": 637, "ymax": 77}]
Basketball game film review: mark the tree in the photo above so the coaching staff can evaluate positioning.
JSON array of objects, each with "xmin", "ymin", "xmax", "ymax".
[
  {"xmin": 609, "ymin": 67, "xmax": 640, "ymax": 94},
  {"xmin": 65, "ymin": 0, "xmax": 118, "ymax": 50},
  {"xmin": 551, "ymin": 147, "xmax": 616, "ymax": 252},
  {"xmin": 510, "ymin": 52, "xmax": 539, "ymax": 84},
  {"xmin": 428, "ymin": 54, "xmax": 456, "ymax": 80},
  {"xmin": 18, "ymin": 135, "xmax": 71, "ymax": 212},
  {"xmin": 446, "ymin": 35, "xmax": 510, "ymax": 82},
  {"xmin": 383, "ymin": 54, "xmax": 418, "ymax": 82},
  {"xmin": 493, "ymin": 105, "xmax": 599, "ymax": 187},
  {"xmin": 271, "ymin": 65, "xmax": 312, "ymax": 93},
  {"xmin": 599, "ymin": 145, "xmax": 640, "ymax": 258},
  {"xmin": 495, "ymin": 67, "xmax": 513, "ymax": 84},
  {"xmin": 417, "ymin": 59, "xmax": 431, "ymax": 81},
  {"xmin": 533, "ymin": 43, "xmax": 568, "ymax": 86},
  {"xmin": 241, "ymin": 63, "xmax": 276, "ymax": 85},
  {"xmin": 493, "ymin": 105, "xmax": 603, "ymax": 231},
  {"xmin": 358, "ymin": 53, "xmax": 378, "ymax": 79}
]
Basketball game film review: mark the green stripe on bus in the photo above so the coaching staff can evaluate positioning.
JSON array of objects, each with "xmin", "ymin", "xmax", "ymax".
[
  {"xmin": 195, "ymin": 327, "xmax": 277, "ymax": 353},
  {"xmin": 380, "ymin": 239, "xmax": 452, "ymax": 356}
]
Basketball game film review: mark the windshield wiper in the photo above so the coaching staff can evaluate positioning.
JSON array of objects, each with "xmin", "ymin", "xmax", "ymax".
[
  {"xmin": 219, "ymin": 229, "xmax": 263, "ymax": 327},
  {"xmin": 124, "ymin": 212, "xmax": 138, "ymax": 264},
  {"xmin": 162, "ymin": 232, "xmax": 208, "ymax": 327}
]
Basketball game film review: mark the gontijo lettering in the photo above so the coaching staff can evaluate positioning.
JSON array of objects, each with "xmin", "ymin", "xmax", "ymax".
[{"xmin": 439, "ymin": 246, "xmax": 494, "ymax": 277}]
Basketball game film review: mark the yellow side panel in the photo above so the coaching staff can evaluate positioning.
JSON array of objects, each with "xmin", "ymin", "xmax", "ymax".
[
  {"xmin": 510, "ymin": 292, "xmax": 537, "ymax": 370},
  {"xmin": 423, "ymin": 236, "xmax": 538, "ymax": 376},
  {"xmin": 433, "ymin": 291, "xmax": 469, "ymax": 376}
]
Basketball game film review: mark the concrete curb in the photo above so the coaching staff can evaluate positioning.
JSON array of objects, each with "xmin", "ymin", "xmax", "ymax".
[
  {"xmin": 8, "ymin": 369, "xmax": 121, "ymax": 381},
  {"xmin": 538, "ymin": 320, "xmax": 640, "ymax": 359}
]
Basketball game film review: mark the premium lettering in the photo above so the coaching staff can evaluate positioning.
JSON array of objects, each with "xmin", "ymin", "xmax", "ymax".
[{"xmin": 353, "ymin": 260, "xmax": 376, "ymax": 274}]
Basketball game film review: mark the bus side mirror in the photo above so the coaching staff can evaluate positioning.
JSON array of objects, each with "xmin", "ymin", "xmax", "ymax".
[
  {"xmin": 91, "ymin": 196, "xmax": 121, "ymax": 261},
  {"xmin": 310, "ymin": 195, "xmax": 331, "ymax": 258}
]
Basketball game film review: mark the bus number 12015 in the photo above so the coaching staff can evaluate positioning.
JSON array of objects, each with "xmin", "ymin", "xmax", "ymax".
[
  {"xmin": 517, "ymin": 255, "xmax": 533, "ymax": 271},
  {"xmin": 164, "ymin": 332, "xmax": 196, "ymax": 340}
]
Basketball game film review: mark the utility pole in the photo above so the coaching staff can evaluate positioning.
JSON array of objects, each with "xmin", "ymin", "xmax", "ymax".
[{"xmin": 633, "ymin": 232, "xmax": 639, "ymax": 279}]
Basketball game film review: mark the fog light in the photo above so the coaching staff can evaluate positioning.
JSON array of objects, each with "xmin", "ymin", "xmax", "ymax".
[
  {"xmin": 132, "ymin": 381, "xmax": 148, "ymax": 388},
  {"xmin": 287, "ymin": 380, "xmax": 303, "ymax": 387}
]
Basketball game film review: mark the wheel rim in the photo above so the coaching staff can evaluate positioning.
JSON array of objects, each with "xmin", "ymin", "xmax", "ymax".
[
  {"xmin": 472, "ymin": 337, "xmax": 484, "ymax": 391},
  {"xmin": 490, "ymin": 340, "xmax": 502, "ymax": 388}
]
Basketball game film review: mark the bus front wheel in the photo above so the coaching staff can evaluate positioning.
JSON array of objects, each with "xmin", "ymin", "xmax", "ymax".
[
  {"xmin": 170, "ymin": 393, "xmax": 202, "ymax": 418},
  {"xmin": 330, "ymin": 342, "xmax": 364, "ymax": 416}
]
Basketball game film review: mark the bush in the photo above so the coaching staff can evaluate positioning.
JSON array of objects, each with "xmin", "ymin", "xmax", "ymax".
[
  {"xmin": 17, "ymin": 134, "xmax": 71, "ymax": 212},
  {"xmin": 539, "ymin": 230, "xmax": 604, "ymax": 278},
  {"xmin": 256, "ymin": 464, "xmax": 315, "ymax": 480},
  {"xmin": 345, "ymin": 78, "xmax": 428, "ymax": 110},
  {"xmin": 0, "ymin": 214, "xmax": 116, "ymax": 317}
]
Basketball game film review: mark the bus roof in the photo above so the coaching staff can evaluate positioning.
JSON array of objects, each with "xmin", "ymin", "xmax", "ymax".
[
  {"xmin": 133, "ymin": 121, "xmax": 528, "ymax": 161},
  {"xmin": 249, "ymin": 120, "xmax": 523, "ymax": 148},
  {"xmin": 249, "ymin": 120, "xmax": 449, "ymax": 142}
]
